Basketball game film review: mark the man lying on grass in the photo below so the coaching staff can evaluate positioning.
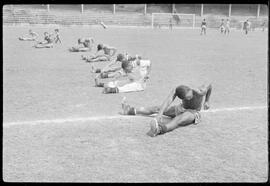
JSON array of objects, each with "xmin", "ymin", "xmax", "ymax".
[
  {"xmin": 94, "ymin": 58, "xmax": 151, "ymax": 94},
  {"xmin": 121, "ymin": 83, "xmax": 212, "ymax": 137},
  {"xmin": 69, "ymin": 37, "xmax": 94, "ymax": 52},
  {"xmin": 81, "ymin": 44, "xmax": 117, "ymax": 63},
  {"xmin": 34, "ymin": 32, "xmax": 54, "ymax": 48},
  {"xmin": 90, "ymin": 53, "xmax": 143, "ymax": 79},
  {"xmin": 19, "ymin": 29, "xmax": 39, "ymax": 41}
]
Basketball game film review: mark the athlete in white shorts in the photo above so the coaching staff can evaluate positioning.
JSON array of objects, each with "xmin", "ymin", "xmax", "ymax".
[
  {"xmin": 69, "ymin": 37, "xmax": 94, "ymax": 52},
  {"xmin": 82, "ymin": 44, "xmax": 117, "ymax": 63},
  {"xmin": 34, "ymin": 32, "xmax": 54, "ymax": 48},
  {"xmin": 94, "ymin": 59, "xmax": 151, "ymax": 94},
  {"xmin": 19, "ymin": 29, "xmax": 39, "ymax": 41}
]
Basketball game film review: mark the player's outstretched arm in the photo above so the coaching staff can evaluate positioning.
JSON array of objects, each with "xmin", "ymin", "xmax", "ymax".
[
  {"xmin": 204, "ymin": 84, "xmax": 212, "ymax": 109},
  {"xmin": 194, "ymin": 84, "xmax": 212, "ymax": 109},
  {"xmin": 145, "ymin": 61, "xmax": 152, "ymax": 79},
  {"xmin": 101, "ymin": 59, "xmax": 118, "ymax": 72},
  {"xmin": 156, "ymin": 88, "xmax": 177, "ymax": 122}
]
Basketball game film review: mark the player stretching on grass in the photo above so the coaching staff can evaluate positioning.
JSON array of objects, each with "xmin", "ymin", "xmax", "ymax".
[
  {"xmin": 91, "ymin": 53, "xmax": 142, "ymax": 79},
  {"xmin": 200, "ymin": 19, "xmax": 207, "ymax": 35},
  {"xmin": 69, "ymin": 38, "xmax": 94, "ymax": 52},
  {"xmin": 34, "ymin": 32, "xmax": 54, "ymax": 48},
  {"xmin": 19, "ymin": 29, "xmax": 38, "ymax": 41},
  {"xmin": 95, "ymin": 59, "xmax": 151, "ymax": 94},
  {"xmin": 121, "ymin": 83, "xmax": 212, "ymax": 137},
  {"xmin": 82, "ymin": 44, "xmax": 117, "ymax": 63}
]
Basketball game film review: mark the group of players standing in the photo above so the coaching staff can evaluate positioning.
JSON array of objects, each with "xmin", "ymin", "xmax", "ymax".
[{"xmin": 200, "ymin": 18, "xmax": 265, "ymax": 35}]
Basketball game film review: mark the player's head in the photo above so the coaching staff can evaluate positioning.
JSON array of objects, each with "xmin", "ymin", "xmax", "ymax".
[
  {"xmin": 55, "ymin": 29, "xmax": 59, "ymax": 32},
  {"xmin": 121, "ymin": 60, "xmax": 133, "ymax": 73},
  {"xmin": 44, "ymin": 32, "xmax": 48, "ymax": 36},
  {"xmin": 175, "ymin": 85, "xmax": 193, "ymax": 100},
  {"xmin": 78, "ymin": 38, "xmax": 82, "ymax": 44},
  {"xmin": 97, "ymin": 44, "xmax": 104, "ymax": 51},
  {"xmin": 116, "ymin": 53, "xmax": 125, "ymax": 62},
  {"xmin": 203, "ymin": 18, "xmax": 206, "ymax": 21}
]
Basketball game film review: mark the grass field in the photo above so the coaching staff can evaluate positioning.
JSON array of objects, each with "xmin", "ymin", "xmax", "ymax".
[{"xmin": 3, "ymin": 25, "xmax": 268, "ymax": 182}]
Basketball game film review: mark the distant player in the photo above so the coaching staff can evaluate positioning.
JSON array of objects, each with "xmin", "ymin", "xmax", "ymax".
[
  {"xmin": 121, "ymin": 83, "xmax": 212, "ymax": 137},
  {"xmin": 69, "ymin": 37, "xmax": 94, "ymax": 52},
  {"xmin": 82, "ymin": 44, "xmax": 117, "ymax": 63},
  {"xmin": 19, "ymin": 29, "xmax": 38, "ymax": 41},
  {"xmin": 34, "ymin": 32, "xmax": 53, "ymax": 48},
  {"xmin": 200, "ymin": 19, "xmax": 207, "ymax": 35},
  {"xmin": 173, "ymin": 10, "xmax": 181, "ymax": 25},
  {"xmin": 54, "ymin": 29, "xmax": 61, "ymax": 44},
  {"xmin": 243, "ymin": 19, "xmax": 251, "ymax": 35},
  {"xmin": 95, "ymin": 59, "xmax": 151, "ymax": 94},
  {"xmin": 224, "ymin": 19, "xmax": 230, "ymax": 35},
  {"xmin": 169, "ymin": 18, "xmax": 173, "ymax": 30},
  {"xmin": 261, "ymin": 21, "xmax": 266, "ymax": 32},
  {"xmin": 219, "ymin": 19, "xmax": 225, "ymax": 34}
]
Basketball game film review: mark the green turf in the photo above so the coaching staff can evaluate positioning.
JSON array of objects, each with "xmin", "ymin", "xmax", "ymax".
[{"xmin": 3, "ymin": 25, "xmax": 268, "ymax": 182}]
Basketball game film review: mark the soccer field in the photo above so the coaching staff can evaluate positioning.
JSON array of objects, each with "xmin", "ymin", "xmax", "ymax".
[{"xmin": 3, "ymin": 25, "xmax": 268, "ymax": 182}]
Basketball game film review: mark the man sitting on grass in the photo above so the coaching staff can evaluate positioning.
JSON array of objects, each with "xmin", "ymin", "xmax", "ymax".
[
  {"xmin": 69, "ymin": 37, "xmax": 94, "ymax": 52},
  {"xmin": 121, "ymin": 83, "xmax": 212, "ymax": 137},
  {"xmin": 81, "ymin": 44, "xmax": 117, "ymax": 63},
  {"xmin": 94, "ymin": 58, "xmax": 151, "ymax": 94},
  {"xmin": 34, "ymin": 32, "xmax": 54, "ymax": 48},
  {"xmin": 19, "ymin": 29, "xmax": 39, "ymax": 41}
]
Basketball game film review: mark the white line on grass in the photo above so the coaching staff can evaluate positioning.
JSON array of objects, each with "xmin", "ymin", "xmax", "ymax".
[{"xmin": 3, "ymin": 106, "xmax": 267, "ymax": 128}]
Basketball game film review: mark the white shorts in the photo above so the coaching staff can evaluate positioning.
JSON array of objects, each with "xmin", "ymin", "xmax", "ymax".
[
  {"xmin": 107, "ymin": 81, "xmax": 146, "ymax": 93},
  {"xmin": 202, "ymin": 25, "xmax": 206, "ymax": 29}
]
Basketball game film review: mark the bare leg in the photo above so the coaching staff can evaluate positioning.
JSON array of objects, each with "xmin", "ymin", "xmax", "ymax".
[
  {"xmin": 147, "ymin": 111, "xmax": 196, "ymax": 137},
  {"xmin": 34, "ymin": 43, "xmax": 53, "ymax": 48},
  {"xmin": 121, "ymin": 97, "xmax": 160, "ymax": 115},
  {"xmin": 163, "ymin": 112, "xmax": 195, "ymax": 132},
  {"xmin": 87, "ymin": 56, "xmax": 109, "ymax": 63}
]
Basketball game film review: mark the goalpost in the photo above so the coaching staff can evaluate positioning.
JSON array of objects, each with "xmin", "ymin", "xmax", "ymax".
[{"xmin": 151, "ymin": 13, "xmax": 196, "ymax": 29}]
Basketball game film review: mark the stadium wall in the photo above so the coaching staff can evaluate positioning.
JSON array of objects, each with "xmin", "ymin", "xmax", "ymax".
[{"xmin": 3, "ymin": 4, "xmax": 268, "ymax": 29}]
